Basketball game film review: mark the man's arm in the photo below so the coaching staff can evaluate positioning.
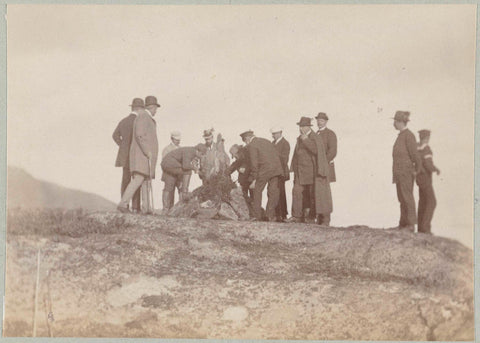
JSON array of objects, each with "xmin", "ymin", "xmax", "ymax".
[
  {"xmin": 248, "ymin": 144, "xmax": 259, "ymax": 180},
  {"xmin": 112, "ymin": 122, "xmax": 122, "ymax": 146},
  {"xmin": 182, "ymin": 149, "xmax": 196, "ymax": 171},
  {"xmin": 422, "ymin": 147, "xmax": 440, "ymax": 174},
  {"xmin": 134, "ymin": 114, "xmax": 152, "ymax": 158},
  {"xmin": 406, "ymin": 133, "xmax": 424, "ymax": 173},
  {"xmin": 326, "ymin": 131, "xmax": 337, "ymax": 162},
  {"xmin": 301, "ymin": 135, "xmax": 318, "ymax": 155}
]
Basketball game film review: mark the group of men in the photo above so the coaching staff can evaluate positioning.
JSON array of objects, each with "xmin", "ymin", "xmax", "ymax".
[
  {"xmin": 112, "ymin": 97, "xmax": 439, "ymax": 233},
  {"xmin": 226, "ymin": 113, "xmax": 337, "ymax": 225}
]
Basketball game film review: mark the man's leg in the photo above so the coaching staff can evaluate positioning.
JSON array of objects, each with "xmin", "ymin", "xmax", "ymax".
[
  {"xmin": 118, "ymin": 174, "xmax": 145, "ymax": 211},
  {"xmin": 275, "ymin": 177, "xmax": 287, "ymax": 220},
  {"xmin": 290, "ymin": 180, "xmax": 305, "ymax": 219},
  {"xmin": 121, "ymin": 167, "xmax": 130, "ymax": 197},
  {"xmin": 162, "ymin": 173, "xmax": 177, "ymax": 211},
  {"xmin": 252, "ymin": 178, "xmax": 268, "ymax": 220},
  {"xmin": 422, "ymin": 184, "xmax": 436, "ymax": 234},
  {"xmin": 396, "ymin": 182, "xmax": 407, "ymax": 227},
  {"xmin": 418, "ymin": 186, "xmax": 426, "ymax": 232},
  {"xmin": 141, "ymin": 180, "xmax": 152, "ymax": 214},
  {"xmin": 397, "ymin": 175, "xmax": 416, "ymax": 229},
  {"xmin": 266, "ymin": 176, "xmax": 280, "ymax": 221},
  {"xmin": 314, "ymin": 177, "xmax": 332, "ymax": 226}
]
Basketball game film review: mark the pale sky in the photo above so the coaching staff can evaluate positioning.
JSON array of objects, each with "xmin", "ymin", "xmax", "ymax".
[{"xmin": 6, "ymin": 4, "xmax": 476, "ymax": 247}]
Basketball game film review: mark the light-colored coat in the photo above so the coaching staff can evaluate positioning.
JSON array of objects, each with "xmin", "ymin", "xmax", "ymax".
[{"xmin": 129, "ymin": 109, "xmax": 159, "ymax": 179}]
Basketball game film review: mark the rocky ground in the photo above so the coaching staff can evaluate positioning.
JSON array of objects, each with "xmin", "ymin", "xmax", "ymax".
[{"xmin": 4, "ymin": 209, "xmax": 474, "ymax": 340}]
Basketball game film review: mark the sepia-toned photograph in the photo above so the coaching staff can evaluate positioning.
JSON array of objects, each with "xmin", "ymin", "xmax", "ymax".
[{"xmin": 3, "ymin": 3, "xmax": 476, "ymax": 340}]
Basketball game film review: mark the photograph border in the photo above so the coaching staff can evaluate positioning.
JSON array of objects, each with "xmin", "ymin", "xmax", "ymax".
[{"xmin": 0, "ymin": 1, "xmax": 478, "ymax": 342}]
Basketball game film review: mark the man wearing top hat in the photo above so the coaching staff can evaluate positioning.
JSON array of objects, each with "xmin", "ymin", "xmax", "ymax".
[
  {"xmin": 270, "ymin": 127, "xmax": 290, "ymax": 222},
  {"xmin": 392, "ymin": 111, "xmax": 424, "ymax": 232},
  {"xmin": 161, "ymin": 131, "xmax": 182, "ymax": 212},
  {"xmin": 240, "ymin": 130, "xmax": 283, "ymax": 221},
  {"xmin": 112, "ymin": 98, "xmax": 143, "ymax": 213},
  {"xmin": 117, "ymin": 95, "xmax": 160, "ymax": 214},
  {"xmin": 287, "ymin": 117, "xmax": 331, "ymax": 224},
  {"xmin": 416, "ymin": 129, "xmax": 440, "ymax": 234}
]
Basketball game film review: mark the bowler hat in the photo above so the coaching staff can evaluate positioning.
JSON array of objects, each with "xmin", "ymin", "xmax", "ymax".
[
  {"xmin": 195, "ymin": 143, "xmax": 208, "ymax": 154},
  {"xmin": 296, "ymin": 116, "xmax": 313, "ymax": 126},
  {"xmin": 418, "ymin": 130, "xmax": 431, "ymax": 139},
  {"xmin": 145, "ymin": 96, "xmax": 160, "ymax": 107},
  {"xmin": 315, "ymin": 112, "xmax": 329, "ymax": 120},
  {"xmin": 392, "ymin": 111, "xmax": 410, "ymax": 122},
  {"xmin": 239, "ymin": 130, "xmax": 254, "ymax": 139},
  {"xmin": 129, "ymin": 98, "xmax": 144, "ymax": 108}
]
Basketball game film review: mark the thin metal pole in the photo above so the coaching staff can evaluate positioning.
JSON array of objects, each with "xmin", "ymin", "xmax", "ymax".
[{"xmin": 33, "ymin": 249, "xmax": 41, "ymax": 337}]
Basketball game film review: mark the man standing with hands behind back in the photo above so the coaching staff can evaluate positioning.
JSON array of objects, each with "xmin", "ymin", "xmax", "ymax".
[
  {"xmin": 117, "ymin": 95, "xmax": 160, "ymax": 214},
  {"xmin": 315, "ymin": 112, "xmax": 337, "ymax": 225},
  {"xmin": 112, "ymin": 97, "xmax": 143, "ymax": 213}
]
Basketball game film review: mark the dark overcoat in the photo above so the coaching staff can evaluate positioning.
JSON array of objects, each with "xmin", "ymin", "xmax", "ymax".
[
  {"xmin": 273, "ymin": 137, "xmax": 291, "ymax": 181},
  {"xmin": 112, "ymin": 113, "xmax": 137, "ymax": 167},
  {"xmin": 392, "ymin": 128, "xmax": 422, "ymax": 183},
  {"xmin": 161, "ymin": 147, "xmax": 197, "ymax": 176},
  {"xmin": 318, "ymin": 127, "xmax": 337, "ymax": 182},
  {"xmin": 246, "ymin": 137, "xmax": 283, "ymax": 181},
  {"xmin": 129, "ymin": 109, "xmax": 159, "ymax": 179}
]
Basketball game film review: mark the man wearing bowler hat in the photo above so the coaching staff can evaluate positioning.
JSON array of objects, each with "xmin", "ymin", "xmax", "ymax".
[
  {"xmin": 112, "ymin": 98, "xmax": 144, "ymax": 213},
  {"xmin": 416, "ymin": 129, "xmax": 440, "ymax": 234},
  {"xmin": 392, "ymin": 110, "xmax": 424, "ymax": 232},
  {"xmin": 270, "ymin": 127, "xmax": 290, "ymax": 222},
  {"xmin": 315, "ymin": 112, "xmax": 337, "ymax": 225},
  {"xmin": 117, "ymin": 95, "xmax": 160, "ymax": 214},
  {"xmin": 287, "ymin": 117, "xmax": 331, "ymax": 224},
  {"xmin": 161, "ymin": 131, "xmax": 182, "ymax": 212},
  {"xmin": 240, "ymin": 130, "xmax": 283, "ymax": 221}
]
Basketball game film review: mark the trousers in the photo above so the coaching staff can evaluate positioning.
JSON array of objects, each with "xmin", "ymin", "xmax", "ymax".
[
  {"xmin": 252, "ymin": 176, "xmax": 279, "ymax": 220},
  {"xmin": 395, "ymin": 173, "xmax": 417, "ymax": 227},
  {"xmin": 122, "ymin": 166, "xmax": 140, "ymax": 210},
  {"xmin": 418, "ymin": 183, "xmax": 436, "ymax": 233}
]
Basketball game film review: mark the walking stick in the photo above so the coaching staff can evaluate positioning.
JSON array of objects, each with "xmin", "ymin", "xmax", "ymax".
[{"xmin": 33, "ymin": 249, "xmax": 41, "ymax": 337}]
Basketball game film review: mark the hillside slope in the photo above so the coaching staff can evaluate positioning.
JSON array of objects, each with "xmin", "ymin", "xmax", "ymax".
[
  {"xmin": 7, "ymin": 166, "xmax": 115, "ymax": 211},
  {"xmin": 4, "ymin": 210, "xmax": 474, "ymax": 340}
]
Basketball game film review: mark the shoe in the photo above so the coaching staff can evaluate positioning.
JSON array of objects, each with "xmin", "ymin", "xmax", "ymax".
[
  {"xmin": 117, "ymin": 205, "xmax": 130, "ymax": 213},
  {"xmin": 285, "ymin": 217, "xmax": 303, "ymax": 223}
]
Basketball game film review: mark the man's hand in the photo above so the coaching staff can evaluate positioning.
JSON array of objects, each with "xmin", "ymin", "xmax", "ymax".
[
  {"xmin": 239, "ymin": 167, "xmax": 246, "ymax": 173},
  {"xmin": 146, "ymin": 152, "xmax": 152, "ymax": 160},
  {"xmin": 435, "ymin": 168, "xmax": 441, "ymax": 175},
  {"xmin": 249, "ymin": 180, "xmax": 256, "ymax": 189}
]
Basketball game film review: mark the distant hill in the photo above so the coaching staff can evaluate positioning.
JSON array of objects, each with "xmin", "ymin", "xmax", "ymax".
[{"xmin": 7, "ymin": 166, "xmax": 116, "ymax": 211}]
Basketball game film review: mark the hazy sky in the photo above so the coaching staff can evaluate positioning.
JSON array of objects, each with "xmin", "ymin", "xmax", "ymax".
[{"xmin": 6, "ymin": 4, "xmax": 476, "ymax": 247}]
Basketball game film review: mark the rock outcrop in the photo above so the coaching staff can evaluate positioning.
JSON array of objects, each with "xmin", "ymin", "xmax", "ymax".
[{"xmin": 4, "ymin": 210, "xmax": 474, "ymax": 340}]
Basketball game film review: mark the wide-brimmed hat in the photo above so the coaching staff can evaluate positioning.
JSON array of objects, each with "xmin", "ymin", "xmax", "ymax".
[
  {"xmin": 240, "ymin": 130, "xmax": 254, "ymax": 139},
  {"xmin": 145, "ymin": 95, "xmax": 160, "ymax": 107},
  {"xmin": 171, "ymin": 131, "xmax": 181, "ymax": 140},
  {"xmin": 296, "ymin": 116, "xmax": 313, "ymax": 127},
  {"xmin": 392, "ymin": 111, "xmax": 410, "ymax": 122},
  {"xmin": 315, "ymin": 112, "xmax": 329, "ymax": 120},
  {"xmin": 418, "ymin": 129, "xmax": 431, "ymax": 139},
  {"xmin": 129, "ymin": 98, "xmax": 144, "ymax": 108}
]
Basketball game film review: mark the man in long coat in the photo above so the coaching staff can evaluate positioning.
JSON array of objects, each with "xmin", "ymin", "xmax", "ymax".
[
  {"xmin": 315, "ymin": 112, "xmax": 337, "ymax": 224},
  {"xmin": 161, "ymin": 131, "xmax": 181, "ymax": 211},
  {"xmin": 271, "ymin": 127, "xmax": 290, "ymax": 222},
  {"xmin": 241, "ymin": 130, "xmax": 283, "ymax": 221},
  {"xmin": 416, "ymin": 129, "xmax": 440, "ymax": 234},
  {"xmin": 161, "ymin": 144, "xmax": 208, "ymax": 201},
  {"xmin": 287, "ymin": 117, "xmax": 331, "ymax": 224},
  {"xmin": 112, "ymin": 98, "xmax": 143, "ymax": 212},
  {"xmin": 117, "ymin": 95, "xmax": 160, "ymax": 214},
  {"xmin": 392, "ymin": 111, "xmax": 424, "ymax": 232}
]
